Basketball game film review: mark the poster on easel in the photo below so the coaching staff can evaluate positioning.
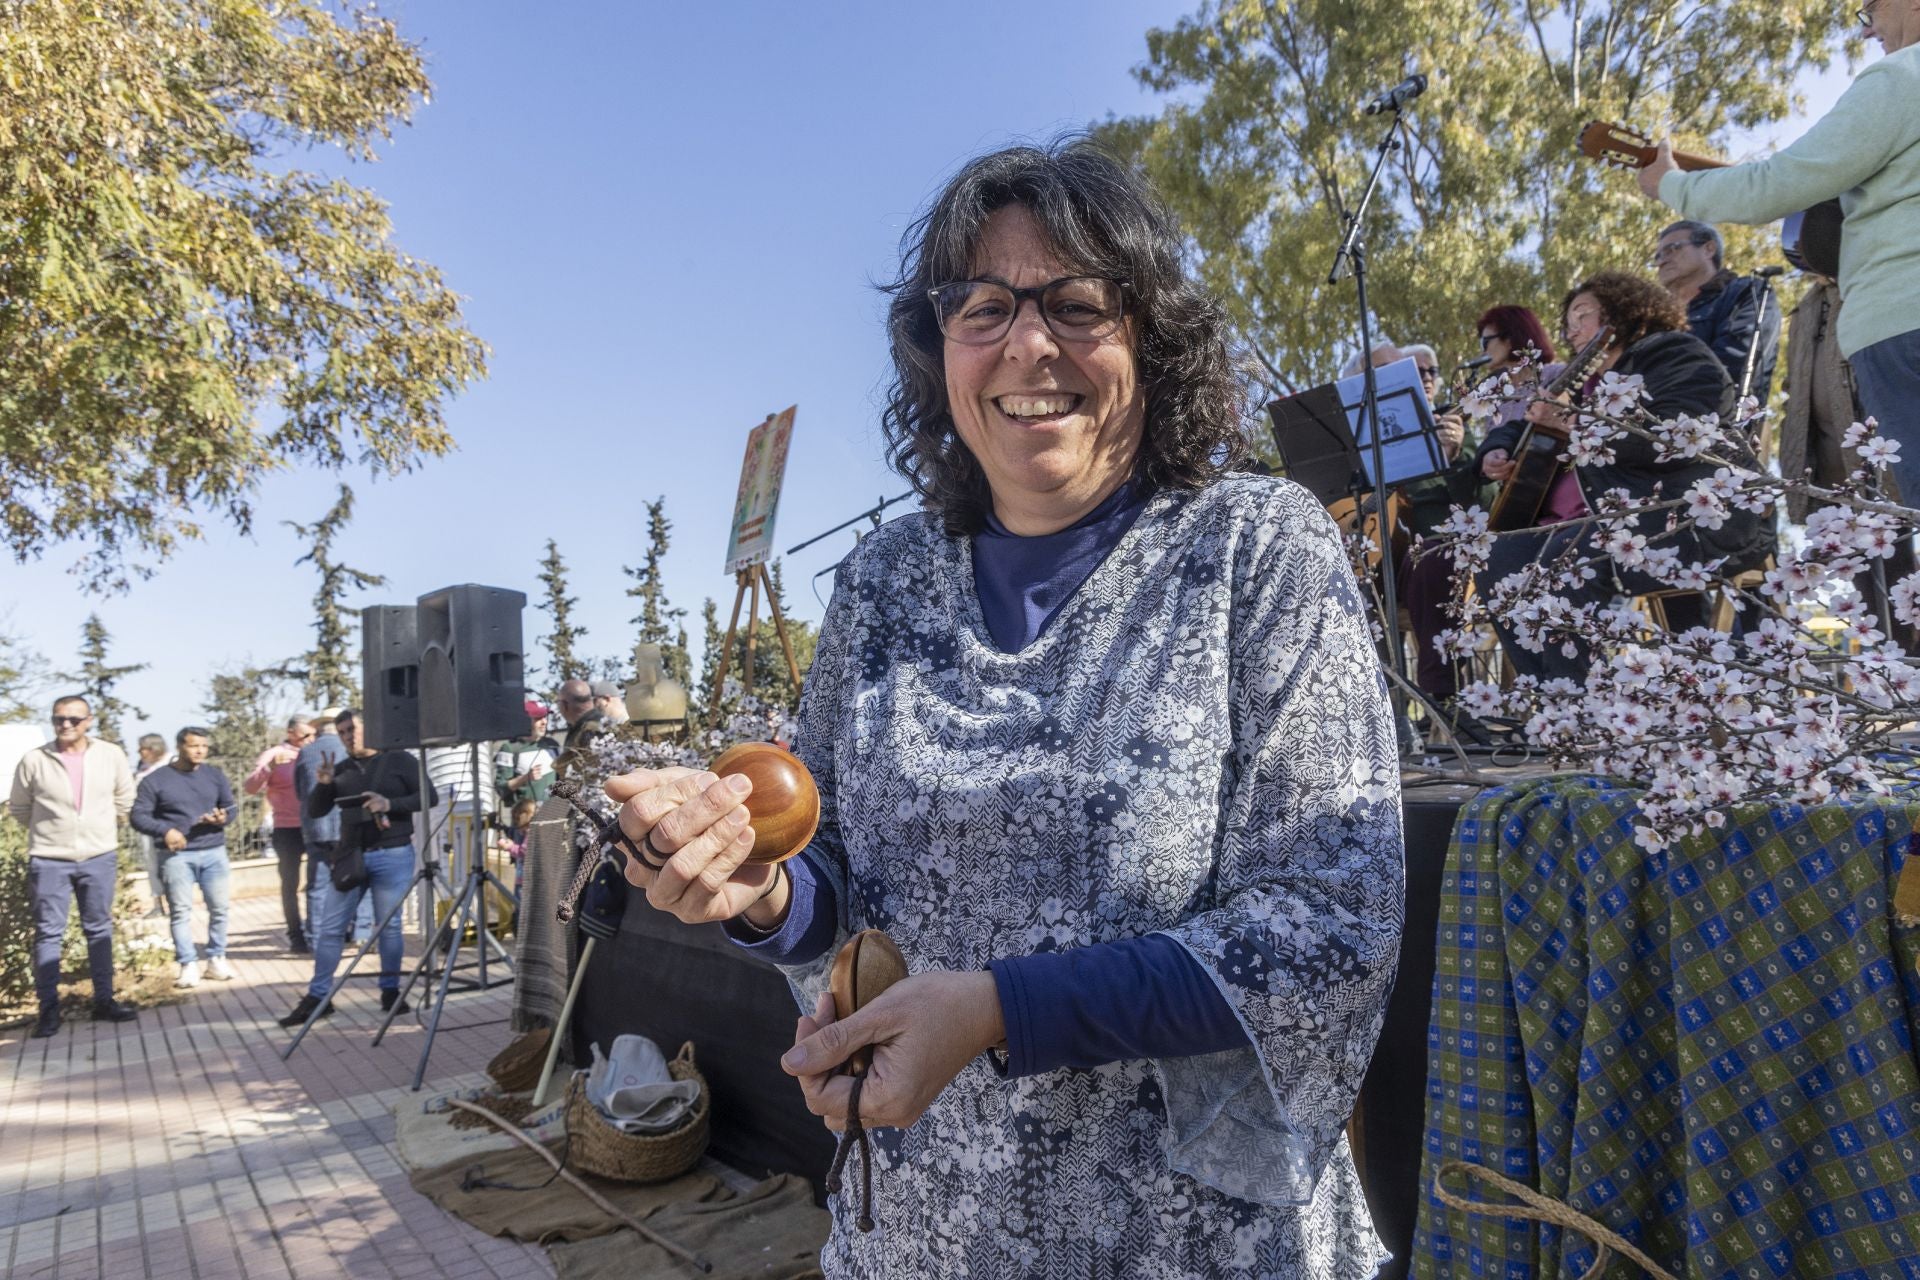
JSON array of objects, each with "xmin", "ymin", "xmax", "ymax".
[{"xmin": 723, "ymin": 405, "xmax": 796, "ymax": 573}]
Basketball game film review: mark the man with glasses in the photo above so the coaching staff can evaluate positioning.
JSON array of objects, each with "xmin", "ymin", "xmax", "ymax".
[
  {"xmin": 245, "ymin": 715, "xmax": 317, "ymax": 953},
  {"xmin": 1638, "ymin": 0, "xmax": 1920, "ymax": 494},
  {"xmin": 1336, "ymin": 339, "xmax": 1496, "ymax": 703},
  {"xmin": 8, "ymin": 696, "xmax": 139, "ymax": 1037},
  {"xmin": 1652, "ymin": 220, "xmax": 1781, "ymax": 405}
]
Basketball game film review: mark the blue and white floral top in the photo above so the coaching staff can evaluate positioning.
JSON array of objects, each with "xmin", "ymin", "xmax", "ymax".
[{"xmin": 783, "ymin": 473, "xmax": 1405, "ymax": 1278}]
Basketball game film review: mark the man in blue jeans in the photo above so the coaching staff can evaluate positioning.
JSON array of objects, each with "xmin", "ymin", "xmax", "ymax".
[
  {"xmin": 7, "ymin": 694, "xmax": 140, "ymax": 1037},
  {"xmin": 279, "ymin": 707, "xmax": 435, "ymax": 1027},
  {"xmin": 131, "ymin": 727, "xmax": 237, "ymax": 989}
]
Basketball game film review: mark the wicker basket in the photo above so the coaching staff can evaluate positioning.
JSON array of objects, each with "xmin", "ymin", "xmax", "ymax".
[
  {"xmin": 565, "ymin": 1041, "xmax": 709, "ymax": 1183},
  {"xmin": 486, "ymin": 1026, "xmax": 552, "ymax": 1093}
]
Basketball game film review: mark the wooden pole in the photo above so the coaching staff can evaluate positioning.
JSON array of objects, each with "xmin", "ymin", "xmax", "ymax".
[
  {"xmin": 744, "ymin": 565, "xmax": 761, "ymax": 697},
  {"xmin": 445, "ymin": 1098, "xmax": 712, "ymax": 1273},
  {"xmin": 761, "ymin": 562, "xmax": 803, "ymax": 692},
  {"xmin": 707, "ymin": 571, "xmax": 749, "ymax": 723}
]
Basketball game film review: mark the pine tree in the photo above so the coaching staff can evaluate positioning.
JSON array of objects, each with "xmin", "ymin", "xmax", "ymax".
[
  {"xmin": 286, "ymin": 485, "xmax": 385, "ymax": 709},
  {"xmin": 537, "ymin": 538, "xmax": 590, "ymax": 691},
  {"xmin": 56, "ymin": 614, "xmax": 148, "ymax": 743},
  {"xmin": 0, "ymin": 618, "xmax": 48, "ymax": 725},
  {"xmin": 621, "ymin": 497, "xmax": 691, "ymax": 686},
  {"xmin": 694, "ymin": 598, "xmax": 724, "ymax": 720}
]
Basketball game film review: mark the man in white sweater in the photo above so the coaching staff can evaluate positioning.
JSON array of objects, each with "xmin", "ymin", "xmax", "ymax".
[
  {"xmin": 7, "ymin": 695, "xmax": 139, "ymax": 1038},
  {"xmin": 1638, "ymin": 3, "xmax": 1920, "ymax": 500}
]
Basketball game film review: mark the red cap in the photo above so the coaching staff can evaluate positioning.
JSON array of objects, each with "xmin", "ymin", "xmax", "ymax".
[{"xmin": 524, "ymin": 699, "xmax": 552, "ymax": 718}]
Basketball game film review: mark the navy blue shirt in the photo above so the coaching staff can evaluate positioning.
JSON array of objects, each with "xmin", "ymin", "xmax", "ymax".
[
  {"xmin": 728, "ymin": 479, "xmax": 1248, "ymax": 1074},
  {"xmin": 131, "ymin": 762, "xmax": 237, "ymax": 851},
  {"xmin": 971, "ymin": 479, "xmax": 1152, "ymax": 652}
]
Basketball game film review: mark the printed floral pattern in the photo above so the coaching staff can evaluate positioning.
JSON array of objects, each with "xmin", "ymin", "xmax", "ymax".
[{"xmin": 783, "ymin": 475, "xmax": 1405, "ymax": 1278}]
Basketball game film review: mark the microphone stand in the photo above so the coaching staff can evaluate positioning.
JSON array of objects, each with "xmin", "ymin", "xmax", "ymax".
[
  {"xmin": 1737, "ymin": 268, "xmax": 1781, "ymax": 405},
  {"xmin": 1328, "ymin": 106, "xmax": 1418, "ymax": 754}
]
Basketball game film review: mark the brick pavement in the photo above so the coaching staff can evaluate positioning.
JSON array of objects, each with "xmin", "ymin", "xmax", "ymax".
[{"xmin": 0, "ymin": 892, "xmax": 553, "ymax": 1279}]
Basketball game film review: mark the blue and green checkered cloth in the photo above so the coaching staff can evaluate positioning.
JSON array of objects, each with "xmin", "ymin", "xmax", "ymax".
[{"xmin": 1414, "ymin": 775, "xmax": 1920, "ymax": 1278}]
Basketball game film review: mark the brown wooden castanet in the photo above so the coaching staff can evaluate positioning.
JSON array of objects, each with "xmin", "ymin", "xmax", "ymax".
[
  {"xmin": 828, "ymin": 930, "xmax": 908, "ymax": 1077},
  {"xmin": 709, "ymin": 741, "xmax": 820, "ymax": 865}
]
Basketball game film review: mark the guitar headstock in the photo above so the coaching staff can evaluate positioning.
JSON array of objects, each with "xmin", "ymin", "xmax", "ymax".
[
  {"xmin": 1577, "ymin": 120, "xmax": 1655, "ymax": 170},
  {"xmin": 1545, "ymin": 326, "xmax": 1616, "ymax": 396}
]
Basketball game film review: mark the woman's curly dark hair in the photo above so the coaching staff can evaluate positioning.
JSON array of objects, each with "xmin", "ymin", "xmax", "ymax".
[
  {"xmin": 881, "ymin": 137, "xmax": 1245, "ymax": 535},
  {"xmin": 1561, "ymin": 270, "xmax": 1688, "ymax": 353}
]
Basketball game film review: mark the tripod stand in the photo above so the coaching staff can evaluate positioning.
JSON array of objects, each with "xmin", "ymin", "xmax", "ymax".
[
  {"xmin": 279, "ymin": 742, "xmax": 519, "ymax": 1089},
  {"xmin": 373, "ymin": 739, "xmax": 518, "ymax": 1089}
]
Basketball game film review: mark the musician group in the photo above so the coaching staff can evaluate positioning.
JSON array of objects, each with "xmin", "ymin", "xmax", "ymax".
[{"xmin": 1347, "ymin": 198, "xmax": 1909, "ymax": 723}]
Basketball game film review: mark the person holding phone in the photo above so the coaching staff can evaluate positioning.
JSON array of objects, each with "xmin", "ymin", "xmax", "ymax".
[
  {"xmin": 130, "ymin": 727, "xmax": 237, "ymax": 989},
  {"xmin": 278, "ymin": 707, "xmax": 435, "ymax": 1027}
]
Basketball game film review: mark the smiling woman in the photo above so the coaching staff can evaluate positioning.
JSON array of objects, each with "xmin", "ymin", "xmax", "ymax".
[
  {"xmin": 880, "ymin": 140, "xmax": 1246, "ymax": 535},
  {"xmin": 599, "ymin": 137, "xmax": 1405, "ymax": 1279}
]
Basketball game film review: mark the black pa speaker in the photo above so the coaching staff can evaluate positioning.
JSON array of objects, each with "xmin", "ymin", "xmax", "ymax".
[
  {"xmin": 360, "ymin": 605, "xmax": 421, "ymax": 750},
  {"xmin": 416, "ymin": 584, "xmax": 528, "ymax": 746}
]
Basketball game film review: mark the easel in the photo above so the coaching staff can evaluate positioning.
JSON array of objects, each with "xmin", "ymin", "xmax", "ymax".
[{"xmin": 708, "ymin": 559, "xmax": 802, "ymax": 720}]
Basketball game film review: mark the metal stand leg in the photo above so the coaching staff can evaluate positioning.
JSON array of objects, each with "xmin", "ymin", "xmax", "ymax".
[{"xmin": 280, "ymin": 862, "xmax": 431, "ymax": 1062}]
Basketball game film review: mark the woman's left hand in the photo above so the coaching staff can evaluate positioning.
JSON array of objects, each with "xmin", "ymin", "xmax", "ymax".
[{"xmin": 783, "ymin": 970, "xmax": 1005, "ymax": 1133}]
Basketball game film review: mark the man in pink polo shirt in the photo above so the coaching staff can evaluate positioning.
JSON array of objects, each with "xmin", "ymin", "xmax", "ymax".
[
  {"xmin": 7, "ymin": 694, "xmax": 139, "ymax": 1038},
  {"xmin": 244, "ymin": 714, "xmax": 316, "ymax": 953}
]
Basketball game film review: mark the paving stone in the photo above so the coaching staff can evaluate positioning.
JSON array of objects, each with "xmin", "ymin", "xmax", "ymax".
[{"xmin": 0, "ymin": 896, "xmax": 551, "ymax": 1279}]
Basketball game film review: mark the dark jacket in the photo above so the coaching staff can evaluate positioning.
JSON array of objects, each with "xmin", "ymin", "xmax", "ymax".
[
  {"xmin": 305, "ymin": 749, "xmax": 434, "ymax": 855},
  {"xmin": 1479, "ymin": 328, "xmax": 1773, "ymax": 572},
  {"xmin": 561, "ymin": 708, "xmax": 607, "ymax": 760},
  {"xmin": 130, "ymin": 762, "xmax": 237, "ymax": 851},
  {"xmin": 1686, "ymin": 269, "xmax": 1782, "ymax": 405},
  {"xmin": 1403, "ymin": 424, "xmax": 1500, "ymax": 539}
]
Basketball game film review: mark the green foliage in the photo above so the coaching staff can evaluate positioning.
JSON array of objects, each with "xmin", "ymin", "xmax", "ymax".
[
  {"xmin": 0, "ymin": 0, "xmax": 487, "ymax": 589},
  {"xmin": 1096, "ymin": 0, "xmax": 1856, "ymax": 422},
  {"xmin": 0, "ymin": 616, "xmax": 48, "ymax": 723},
  {"xmin": 537, "ymin": 538, "xmax": 590, "ymax": 692},
  {"xmin": 622, "ymin": 497, "xmax": 692, "ymax": 687},
  {"xmin": 287, "ymin": 484, "xmax": 383, "ymax": 709},
  {"xmin": 56, "ymin": 613, "xmax": 146, "ymax": 743},
  {"xmin": 201, "ymin": 662, "xmax": 298, "ymax": 861}
]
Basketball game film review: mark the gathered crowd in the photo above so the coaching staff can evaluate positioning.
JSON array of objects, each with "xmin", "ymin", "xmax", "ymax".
[{"xmin": 5, "ymin": 678, "xmax": 637, "ymax": 1040}]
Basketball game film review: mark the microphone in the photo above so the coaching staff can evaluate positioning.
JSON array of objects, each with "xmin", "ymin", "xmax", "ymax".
[
  {"xmin": 1457, "ymin": 354, "xmax": 1493, "ymax": 371},
  {"xmin": 1362, "ymin": 73, "xmax": 1428, "ymax": 115},
  {"xmin": 1754, "ymin": 265, "xmax": 1787, "ymax": 279}
]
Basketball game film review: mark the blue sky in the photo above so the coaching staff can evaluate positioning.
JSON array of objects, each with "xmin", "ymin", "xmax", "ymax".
[{"xmin": 1, "ymin": 0, "xmax": 1858, "ymax": 746}]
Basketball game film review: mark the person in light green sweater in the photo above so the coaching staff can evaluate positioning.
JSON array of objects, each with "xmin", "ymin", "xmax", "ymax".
[{"xmin": 1634, "ymin": 4, "xmax": 1920, "ymax": 503}]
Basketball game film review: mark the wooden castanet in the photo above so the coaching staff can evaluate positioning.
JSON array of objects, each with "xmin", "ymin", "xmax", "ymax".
[
  {"xmin": 709, "ymin": 741, "xmax": 820, "ymax": 865},
  {"xmin": 828, "ymin": 930, "xmax": 908, "ymax": 1077}
]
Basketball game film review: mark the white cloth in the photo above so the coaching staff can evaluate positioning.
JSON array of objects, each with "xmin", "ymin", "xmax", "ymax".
[{"xmin": 583, "ymin": 1036, "xmax": 700, "ymax": 1135}]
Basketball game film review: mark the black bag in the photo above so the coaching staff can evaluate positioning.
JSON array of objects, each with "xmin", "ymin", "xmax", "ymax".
[{"xmin": 330, "ymin": 841, "xmax": 370, "ymax": 892}]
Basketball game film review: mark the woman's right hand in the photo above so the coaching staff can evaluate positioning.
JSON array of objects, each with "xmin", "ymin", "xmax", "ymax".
[
  {"xmin": 1480, "ymin": 448, "xmax": 1515, "ymax": 481},
  {"xmin": 605, "ymin": 767, "xmax": 781, "ymax": 926}
]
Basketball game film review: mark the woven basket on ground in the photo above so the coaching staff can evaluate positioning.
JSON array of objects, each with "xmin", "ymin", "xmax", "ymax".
[
  {"xmin": 486, "ymin": 1026, "xmax": 552, "ymax": 1093},
  {"xmin": 565, "ymin": 1041, "xmax": 709, "ymax": 1183}
]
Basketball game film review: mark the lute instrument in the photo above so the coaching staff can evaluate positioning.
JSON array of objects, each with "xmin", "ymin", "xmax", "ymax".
[
  {"xmin": 1577, "ymin": 121, "xmax": 1844, "ymax": 277},
  {"xmin": 1485, "ymin": 327, "xmax": 1614, "ymax": 533}
]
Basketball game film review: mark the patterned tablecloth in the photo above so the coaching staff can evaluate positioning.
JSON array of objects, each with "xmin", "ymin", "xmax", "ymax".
[{"xmin": 1414, "ymin": 775, "xmax": 1920, "ymax": 1279}]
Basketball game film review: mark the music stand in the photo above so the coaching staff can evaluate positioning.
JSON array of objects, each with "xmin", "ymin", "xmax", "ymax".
[{"xmin": 1268, "ymin": 356, "xmax": 1449, "ymax": 497}]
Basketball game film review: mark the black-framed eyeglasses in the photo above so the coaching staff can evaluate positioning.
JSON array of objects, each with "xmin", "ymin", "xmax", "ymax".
[
  {"xmin": 51, "ymin": 715, "xmax": 88, "ymax": 727},
  {"xmin": 1417, "ymin": 365, "xmax": 1440, "ymax": 379},
  {"xmin": 1478, "ymin": 333, "xmax": 1501, "ymax": 349},
  {"xmin": 927, "ymin": 276, "xmax": 1128, "ymax": 346},
  {"xmin": 1857, "ymin": 0, "xmax": 1881, "ymax": 24}
]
